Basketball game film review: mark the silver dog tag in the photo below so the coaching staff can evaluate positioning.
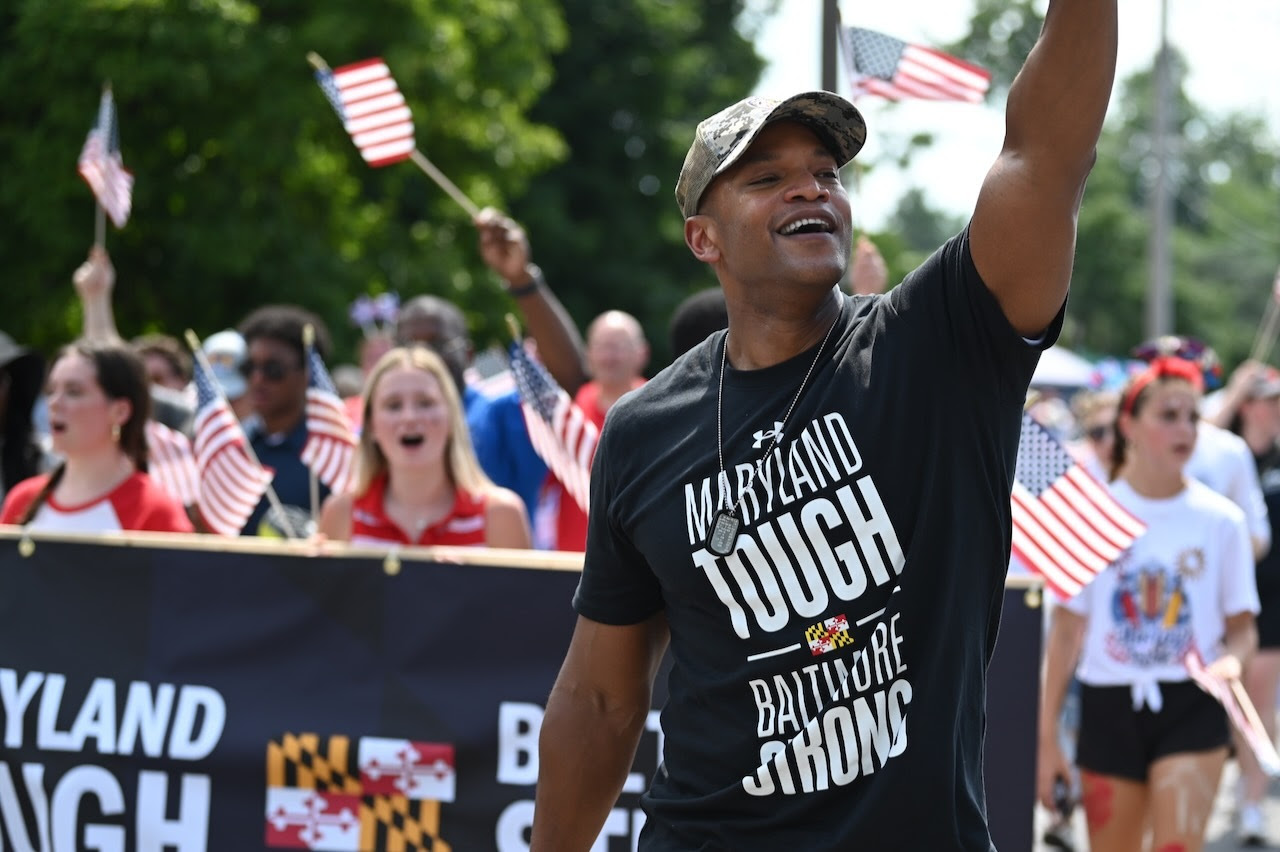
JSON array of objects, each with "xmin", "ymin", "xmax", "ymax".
[{"xmin": 708, "ymin": 509, "xmax": 740, "ymax": 557}]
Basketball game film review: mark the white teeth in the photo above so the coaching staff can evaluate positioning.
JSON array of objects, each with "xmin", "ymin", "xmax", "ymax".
[{"xmin": 781, "ymin": 218, "xmax": 829, "ymax": 235}]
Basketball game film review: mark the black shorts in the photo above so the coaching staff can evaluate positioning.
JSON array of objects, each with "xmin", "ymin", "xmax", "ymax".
[{"xmin": 1075, "ymin": 680, "xmax": 1229, "ymax": 782}]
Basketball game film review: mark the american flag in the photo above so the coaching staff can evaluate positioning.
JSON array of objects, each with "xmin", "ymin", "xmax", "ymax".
[
  {"xmin": 144, "ymin": 420, "xmax": 198, "ymax": 507},
  {"xmin": 192, "ymin": 358, "xmax": 274, "ymax": 536},
  {"xmin": 78, "ymin": 86, "xmax": 134, "ymax": 227},
  {"xmin": 1011, "ymin": 414, "xmax": 1146, "ymax": 601},
  {"xmin": 1185, "ymin": 648, "xmax": 1280, "ymax": 776},
  {"xmin": 300, "ymin": 344, "xmax": 356, "ymax": 494},
  {"xmin": 840, "ymin": 26, "xmax": 991, "ymax": 103},
  {"xmin": 508, "ymin": 342, "xmax": 599, "ymax": 514},
  {"xmin": 315, "ymin": 57, "xmax": 415, "ymax": 167}
]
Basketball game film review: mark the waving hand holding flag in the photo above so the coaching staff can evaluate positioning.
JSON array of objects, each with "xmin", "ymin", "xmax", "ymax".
[
  {"xmin": 1012, "ymin": 414, "xmax": 1147, "ymax": 600},
  {"xmin": 300, "ymin": 338, "xmax": 357, "ymax": 496}
]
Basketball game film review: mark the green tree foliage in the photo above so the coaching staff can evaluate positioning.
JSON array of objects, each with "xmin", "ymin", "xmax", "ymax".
[
  {"xmin": 509, "ymin": 0, "xmax": 764, "ymax": 367},
  {"xmin": 0, "ymin": 0, "xmax": 566, "ymax": 358}
]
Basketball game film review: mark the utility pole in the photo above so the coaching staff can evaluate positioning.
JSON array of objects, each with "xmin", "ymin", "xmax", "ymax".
[
  {"xmin": 1145, "ymin": 0, "xmax": 1175, "ymax": 337},
  {"xmin": 822, "ymin": 0, "xmax": 839, "ymax": 92}
]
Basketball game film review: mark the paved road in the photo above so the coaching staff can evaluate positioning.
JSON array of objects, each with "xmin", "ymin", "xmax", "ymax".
[{"xmin": 1031, "ymin": 759, "xmax": 1280, "ymax": 850}]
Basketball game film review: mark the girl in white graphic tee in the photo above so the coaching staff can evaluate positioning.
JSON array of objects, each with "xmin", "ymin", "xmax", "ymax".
[
  {"xmin": 1037, "ymin": 355, "xmax": 1258, "ymax": 852},
  {"xmin": 0, "ymin": 341, "xmax": 192, "ymax": 534}
]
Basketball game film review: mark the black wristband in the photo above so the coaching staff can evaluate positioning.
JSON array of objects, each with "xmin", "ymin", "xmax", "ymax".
[{"xmin": 505, "ymin": 264, "xmax": 543, "ymax": 298}]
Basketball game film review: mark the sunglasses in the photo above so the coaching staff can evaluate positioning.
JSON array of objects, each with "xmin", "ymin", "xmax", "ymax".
[{"xmin": 238, "ymin": 359, "xmax": 296, "ymax": 381}]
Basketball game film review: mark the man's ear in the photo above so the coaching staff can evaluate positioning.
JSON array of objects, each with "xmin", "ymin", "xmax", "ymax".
[{"xmin": 684, "ymin": 215, "xmax": 721, "ymax": 265}]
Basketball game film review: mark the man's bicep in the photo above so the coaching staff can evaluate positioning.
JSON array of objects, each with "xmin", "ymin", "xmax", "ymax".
[
  {"xmin": 557, "ymin": 613, "xmax": 669, "ymax": 711},
  {"xmin": 970, "ymin": 154, "xmax": 1077, "ymax": 338}
]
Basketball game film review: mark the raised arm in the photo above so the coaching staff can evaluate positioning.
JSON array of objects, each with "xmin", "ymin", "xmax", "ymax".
[
  {"xmin": 531, "ymin": 613, "xmax": 669, "ymax": 851},
  {"xmin": 73, "ymin": 245, "xmax": 124, "ymax": 344},
  {"xmin": 970, "ymin": 0, "xmax": 1118, "ymax": 337},
  {"xmin": 474, "ymin": 208, "xmax": 590, "ymax": 394}
]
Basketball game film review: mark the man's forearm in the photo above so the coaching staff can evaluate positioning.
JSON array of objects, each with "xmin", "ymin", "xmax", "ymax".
[
  {"xmin": 1008, "ymin": 0, "xmax": 1117, "ymax": 170},
  {"xmin": 530, "ymin": 682, "xmax": 650, "ymax": 851},
  {"xmin": 508, "ymin": 266, "xmax": 589, "ymax": 396}
]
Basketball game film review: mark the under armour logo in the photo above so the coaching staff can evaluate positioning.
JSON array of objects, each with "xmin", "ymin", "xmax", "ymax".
[{"xmin": 753, "ymin": 421, "xmax": 786, "ymax": 449}]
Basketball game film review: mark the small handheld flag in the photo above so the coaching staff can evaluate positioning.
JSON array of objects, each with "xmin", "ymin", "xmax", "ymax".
[
  {"xmin": 1012, "ymin": 414, "xmax": 1147, "ymax": 600},
  {"xmin": 839, "ymin": 26, "xmax": 991, "ymax": 103},
  {"xmin": 312, "ymin": 55, "xmax": 415, "ymax": 167},
  {"xmin": 308, "ymin": 51, "xmax": 480, "ymax": 216},
  {"xmin": 144, "ymin": 420, "xmax": 199, "ymax": 507},
  {"xmin": 300, "ymin": 331, "xmax": 357, "ymax": 495},
  {"xmin": 1185, "ymin": 648, "xmax": 1280, "ymax": 777},
  {"xmin": 78, "ymin": 85, "xmax": 134, "ymax": 228},
  {"xmin": 190, "ymin": 349, "xmax": 274, "ymax": 536},
  {"xmin": 507, "ymin": 341, "xmax": 599, "ymax": 514}
]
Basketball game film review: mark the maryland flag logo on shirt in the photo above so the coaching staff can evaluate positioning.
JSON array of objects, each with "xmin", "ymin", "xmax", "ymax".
[
  {"xmin": 805, "ymin": 614, "xmax": 855, "ymax": 656},
  {"xmin": 265, "ymin": 733, "xmax": 455, "ymax": 850}
]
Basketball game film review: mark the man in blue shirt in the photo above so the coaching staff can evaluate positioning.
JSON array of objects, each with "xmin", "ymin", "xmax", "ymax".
[{"xmin": 237, "ymin": 305, "xmax": 333, "ymax": 537}]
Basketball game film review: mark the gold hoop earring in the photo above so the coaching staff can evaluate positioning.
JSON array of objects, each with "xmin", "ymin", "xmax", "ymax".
[{"xmin": 111, "ymin": 423, "xmax": 121, "ymax": 443}]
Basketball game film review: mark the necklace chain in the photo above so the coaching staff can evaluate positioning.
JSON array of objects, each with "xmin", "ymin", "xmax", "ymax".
[{"xmin": 715, "ymin": 316, "xmax": 837, "ymax": 521}]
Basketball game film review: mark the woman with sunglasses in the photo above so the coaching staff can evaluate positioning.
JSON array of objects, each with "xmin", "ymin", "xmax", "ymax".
[
  {"xmin": 318, "ymin": 346, "xmax": 531, "ymax": 549},
  {"xmin": 1037, "ymin": 356, "xmax": 1258, "ymax": 852},
  {"xmin": 0, "ymin": 341, "xmax": 193, "ymax": 533}
]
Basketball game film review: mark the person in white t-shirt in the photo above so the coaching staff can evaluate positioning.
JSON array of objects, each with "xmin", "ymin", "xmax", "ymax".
[{"xmin": 1038, "ymin": 355, "xmax": 1259, "ymax": 852}]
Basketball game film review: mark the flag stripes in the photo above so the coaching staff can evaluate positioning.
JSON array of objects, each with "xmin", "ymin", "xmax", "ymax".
[
  {"xmin": 840, "ymin": 26, "xmax": 991, "ymax": 104},
  {"xmin": 192, "ymin": 359, "xmax": 273, "ymax": 535},
  {"xmin": 78, "ymin": 87, "xmax": 134, "ymax": 227},
  {"xmin": 315, "ymin": 58, "xmax": 416, "ymax": 167},
  {"xmin": 301, "ymin": 346, "xmax": 356, "ymax": 495},
  {"xmin": 1012, "ymin": 414, "xmax": 1146, "ymax": 600},
  {"xmin": 144, "ymin": 420, "xmax": 199, "ymax": 507},
  {"xmin": 507, "ymin": 343, "xmax": 598, "ymax": 514}
]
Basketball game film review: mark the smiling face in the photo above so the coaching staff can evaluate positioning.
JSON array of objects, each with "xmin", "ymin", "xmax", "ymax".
[
  {"xmin": 688, "ymin": 121, "xmax": 852, "ymax": 298},
  {"xmin": 45, "ymin": 352, "xmax": 130, "ymax": 459},
  {"xmin": 367, "ymin": 366, "xmax": 451, "ymax": 473}
]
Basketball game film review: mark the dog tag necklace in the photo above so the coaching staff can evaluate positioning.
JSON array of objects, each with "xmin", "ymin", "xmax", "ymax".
[{"xmin": 708, "ymin": 318, "xmax": 836, "ymax": 557}]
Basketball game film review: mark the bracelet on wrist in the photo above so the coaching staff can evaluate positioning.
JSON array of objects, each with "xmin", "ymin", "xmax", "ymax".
[{"xmin": 505, "ymin": 265, "xmax": 543, "ymax": 298}]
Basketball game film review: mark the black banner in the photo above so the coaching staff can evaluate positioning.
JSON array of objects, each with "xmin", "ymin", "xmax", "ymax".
[{"xmin": 0, "ymin": 533, "xmax": 1040, "ymax": 850}]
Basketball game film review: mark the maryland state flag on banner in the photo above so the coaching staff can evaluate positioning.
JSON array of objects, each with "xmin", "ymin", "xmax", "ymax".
[{"xmin": 265, "ymin": 733, "xmax": 455, "ymax": 851}]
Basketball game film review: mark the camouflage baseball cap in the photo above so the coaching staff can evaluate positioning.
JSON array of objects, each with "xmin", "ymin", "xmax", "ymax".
[{"xmin": 675, "ymin": 91, "xmax": 867, "ymax": 219}]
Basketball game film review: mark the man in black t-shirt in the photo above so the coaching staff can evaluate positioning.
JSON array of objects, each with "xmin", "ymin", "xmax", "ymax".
[{"xmin": 530, "ymin": 4, "xmax": 1118, "ymax": 849}]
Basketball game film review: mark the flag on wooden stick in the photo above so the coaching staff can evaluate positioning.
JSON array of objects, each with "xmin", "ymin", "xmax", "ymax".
[
  {"xmin": 78, "ymin": 85, "xmax": 134, "ymax": 227},
  {"xmin": 191, "ymin": 358, "xmax": 274, "ymax": 535},
  {"xmin": 507, "ymin": 342, "xmax": 598, "ymax": 514},
  {"xmin": 313, "ymin": 57, "xmax": 415, "ymax": 167},
  {"xmin": 1185, "ymin": 648, "xmax": 1280, "ymax": 777},
  {"xmin": 145, "ymin": 420, "xmax": 199, "ymax": 507},
  {"xmin": 1012, "ymin": 414, "xmax": 1147, "ymax": 600},
  {"xmin": 300, "ymin": 342, "xmax": 356, "ymax": 495},
  {"xmin": 839, "ymin": 26, "xmax": 991, "ymax": 103}
]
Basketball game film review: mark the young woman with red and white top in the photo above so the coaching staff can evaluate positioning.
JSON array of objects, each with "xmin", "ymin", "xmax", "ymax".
[
  {"xmin": 319, "ymin": 346, "xmax": 530, "ymax": 549},
  {"xmin": 0, "ymin": 341, "xmax": 193, "ymax": 533},
  {"xmin": 1037, "ymin": 356, "xmax": 1258, "ymax": 852}
]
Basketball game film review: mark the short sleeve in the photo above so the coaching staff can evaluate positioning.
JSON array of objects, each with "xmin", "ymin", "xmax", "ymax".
[
  {"xmin": 0, "ymin": 476, "xmax": 46, "ymax": 525},
  {"xmin": 1220, "ymin": 511, "xmax": 1261, "ymax": 617},
  {"xmin": 573, "ymin": 417, "xmax": 664, "ymax": 625}
]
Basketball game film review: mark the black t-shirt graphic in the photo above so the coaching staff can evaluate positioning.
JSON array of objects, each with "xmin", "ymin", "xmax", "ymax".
[{"xmin": 576, "ymin": 229, "xmax": 1060, "ymax": 850}]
